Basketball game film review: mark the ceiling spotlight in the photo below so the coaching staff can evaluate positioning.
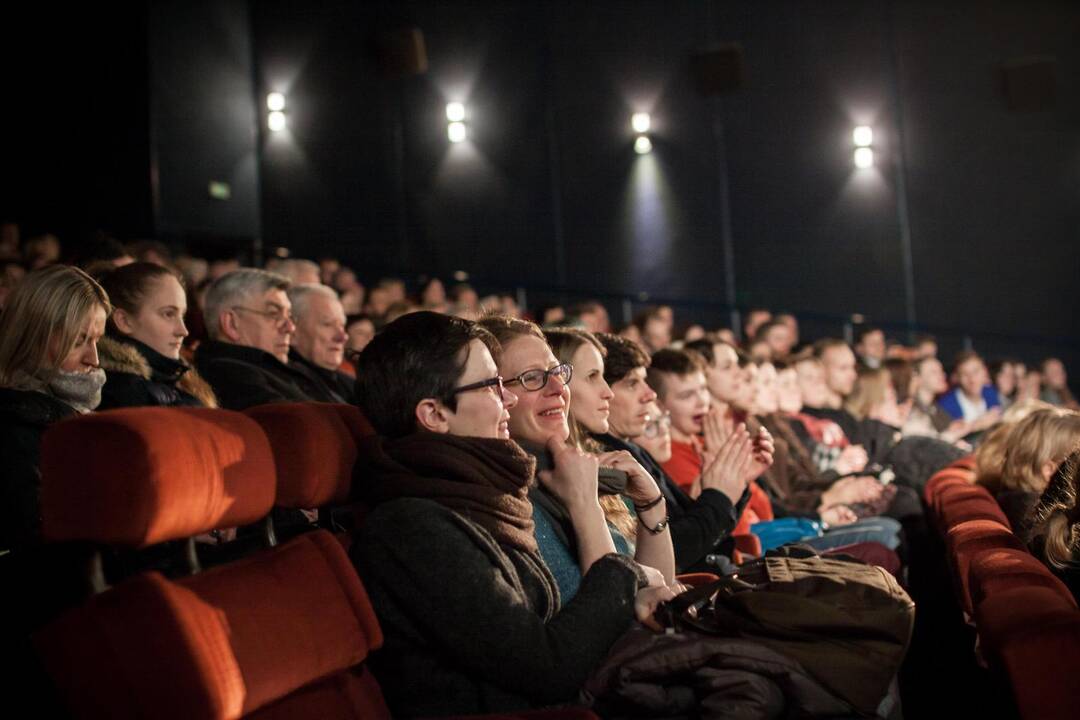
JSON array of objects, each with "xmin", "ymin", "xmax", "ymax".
[
  {"xmin": 446, "ymin": 102, "xmax": 465, "ymax": 122},
  {"xmin": 854, "ymin": 147, "xmax": 874, "ymax": 169},
  {"xmin": 448, "ymin": 121, "xmax": 467, "ymax": 143},
  {"xmin": 631, "ymin": 112, "xmax": 651, "ymax": 134},
  {"xmin": 853, "ymin": 126, "xmax": 873, "ymax": 147},
  {"xmin": 634, "ymin": 136, "xmax": 652, "ymax": 155},
  {"xmin": 267, "ymin": 92, "xmax": 286, "ymax": 112},
  {"xmin": 268, "ymin": 111, "xmax": 287, "ymax": 132}
]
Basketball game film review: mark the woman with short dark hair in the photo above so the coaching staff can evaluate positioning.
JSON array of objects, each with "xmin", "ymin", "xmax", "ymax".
[{"xmin": 350, "ymin": 311, "xmax": 675, "ymax": 717}]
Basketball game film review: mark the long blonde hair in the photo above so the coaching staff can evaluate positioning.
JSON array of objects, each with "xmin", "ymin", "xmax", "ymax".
[
  {"xmin": 545, "ymin": 326, "xmax": 637, "ymax": 542},
  {"xmin": 0, "ymin": 265, "xmax": 111, "ymax": 387},
  {"xmin": 974, "ymin": 399, "xmax": 1056, "ymax": 490},
  {"xmin": 1000, "ymin": 409, "xmax": 1080, "ymax": 494},
  {"xmin": 844, "ymin": 366, "xmax": 893, "ymax": 421},
  {"xmin": 1028, "ymin": 451, "xmax": 1080, "ymax": 569}
]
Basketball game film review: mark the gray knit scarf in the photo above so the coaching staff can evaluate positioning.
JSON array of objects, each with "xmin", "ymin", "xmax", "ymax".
[{"xmin": 11, "ymin": 368, "xmax": 106, "ymax": 414}]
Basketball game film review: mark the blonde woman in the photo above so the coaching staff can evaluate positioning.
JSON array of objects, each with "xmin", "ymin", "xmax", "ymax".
[
  {"xmin": 0, "ymin": 265, "xmax": 111, "ymax": 552},
  {"xmin": 479, "ymin": 317, "xmax": 676, "ymax": 602},
  {"xmin": 993, "ymin": 408, "xmax": 1080, "ymax": 535},
  {"xmin": 844, "ymin": 366, "xmax": 907, "ymax": 429},
  {"xmin": 1027, "ymin": 451, "xmax": 1080, "ymax": 602}
]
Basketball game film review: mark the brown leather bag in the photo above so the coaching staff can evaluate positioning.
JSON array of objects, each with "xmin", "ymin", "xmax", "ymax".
[{"xmin": 664, "ymin": 550, "xmax": 915, "ymax": 716}]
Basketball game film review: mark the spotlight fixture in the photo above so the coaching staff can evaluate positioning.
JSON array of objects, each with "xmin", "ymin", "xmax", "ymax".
[
  {"xmin": 446, "ymin": 102, "xmax": 465, "ymax": 122},
  {"xmin": 853, "ymin": 125, "xmax": 873, "ymax": 147},
  {"xmin": 631, "ymin": 112, "xmax": 651, "ymax": 134},
  {"xmin": 267, "ymin": 92, "xmax": 286, "ymax": 112},
  {"xmin": 854, "ymin": 146, "xmax": 874, "ymax": 169},
  {"xmin": 268, "ymin": 110, "xmax": 287, "ymax": 133},
  {"xmin": 634, "ymin": 136, "xmax": 652, "ymax": 155},
  {"xmin": 448, "ymin": 121, "xmax": 467, "ymax": 143}
]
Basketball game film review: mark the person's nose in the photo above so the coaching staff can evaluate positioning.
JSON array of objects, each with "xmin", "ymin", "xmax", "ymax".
[
  {"xmin": 642, "ymin": 386, "xmax": 658, "ymax": 404},
  {"xmin": 599, "ymin": 379, "xmax": 614, "ymax": 400},
  {"xmin": 501, "ymin": 386, "xmax": 519, "ymax": 410},
  {"xmin": 84, "ymin": 342, "xmax": 100, "ymax": 368},
  {"xmin": 176, "ymin": 317, "xmax": 189, "ymax": 338}
]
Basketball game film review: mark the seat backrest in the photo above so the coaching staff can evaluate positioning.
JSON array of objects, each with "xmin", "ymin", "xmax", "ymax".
[
  {"xmin": 34, "ymin": 407, "xmax": 389, "ymax": 719},
  {"xmin": 244, "ymin": 403, "xmax": 362, "ymax": 509},
  {"xmin": 41, "ymin": 407, "xmax": 275, "ymax": 546}
]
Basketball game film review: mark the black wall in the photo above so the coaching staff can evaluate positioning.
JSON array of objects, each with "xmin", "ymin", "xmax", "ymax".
[
  {"xmin": 4, "ymin": 1, "xmax": 1077, "ymax": 366},
  {"xmin": 251, "ymin": 0, "xmax": 1079, "ymax": 363}
]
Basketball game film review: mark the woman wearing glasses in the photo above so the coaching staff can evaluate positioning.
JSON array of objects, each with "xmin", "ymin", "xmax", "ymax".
[
  {"xmin": 478, "ymin": 318, "xmax": 676, "ymax": 601},
  {"xmin": 350, "ymin": 312, "xmax": 676, "ymax": 717}
]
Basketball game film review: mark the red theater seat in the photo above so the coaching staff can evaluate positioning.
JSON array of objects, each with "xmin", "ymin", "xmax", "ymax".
[
  {"xmin": 946, "ymin": 519, "xmax": 1026, "ymax": 615},
  {"xmin": 969, "ymin": 548, "xmax": 1077, "ymax": 610},
  {"xmin": 33, "ymin": 407, "xmax": 392, "ymax": 719}
]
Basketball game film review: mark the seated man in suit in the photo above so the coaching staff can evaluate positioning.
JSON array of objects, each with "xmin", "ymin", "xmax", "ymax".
[{"xmin": 195, "ymin": 268, "xmax": 323, "ymax": 409}]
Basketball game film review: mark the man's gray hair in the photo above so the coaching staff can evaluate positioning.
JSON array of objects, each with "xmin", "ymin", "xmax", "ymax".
[
  {"xmin": 287, "ymin": 282, "xmax": 342, "ymax": 322},
  {"xmin": 205, "ymin": 268, "xmax": 290, "ymax": 340}
]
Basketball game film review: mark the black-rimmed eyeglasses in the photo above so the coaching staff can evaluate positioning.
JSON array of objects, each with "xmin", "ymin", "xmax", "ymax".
[
  {"xmin": 503, "ymin": 362, "xmax": 573, "ymax": 392},
  {"xmin": 449, "ymin": 375, "xmax": 506, "ymax": 399}
]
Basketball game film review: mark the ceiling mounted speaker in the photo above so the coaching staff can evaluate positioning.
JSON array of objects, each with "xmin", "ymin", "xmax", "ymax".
[
  {"xmin": 999, "ymin": 56, "xmax": 1056, "ymax": 112},
  {"xmin": 690, "ymin": 43, "xmax": 744, "ymax": 96},
  {"xmin": 377, "ymin": 27, "xmax": 428, "ymax": 78}
]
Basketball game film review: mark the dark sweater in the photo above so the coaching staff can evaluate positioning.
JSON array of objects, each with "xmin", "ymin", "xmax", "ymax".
[
  {"xmin": 194, "ymin": 340, "xmax": 318, "ymax": 410},
  {"xmin": 352, "ymin": 498, "xmax": 642, "ymax": 716},
  {"xmin": 594, "ymin": 433, "xmax": 747, "ymax": 573},
  {"xmin": 98, "ymin": 336, "xmax": 209, "ymax": 409}
]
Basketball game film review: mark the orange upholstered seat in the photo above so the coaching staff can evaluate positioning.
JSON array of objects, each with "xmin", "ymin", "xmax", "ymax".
[
  {"xmin": 33, "ymin": 407, "xmax": 392, "ymax": 719},
  {"xmin": 244, "ymin": 403, "xmax": 361, "ymax": 508},
  {"xmin": 969, "ymin": 548, "xmax": 1077, "ymax": 610},
  {"xmin": 40, "ymin": 407, "xmax": 275, "ymax": 547}
]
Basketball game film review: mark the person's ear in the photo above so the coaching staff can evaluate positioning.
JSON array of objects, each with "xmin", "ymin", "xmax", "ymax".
[
  {"xmin": 112, "ymin": 308, "xmax": 136, "ymax": 335},
  {"xmin": 219, "ymin": 310, "xmax": 243, "ymax": 343},
  {"xmin": 1042, "ymin": 459, "xmax": 1059, "ymax": 483},
  {"xmin": 415, "ymin": 398, "xmax": 451, "ymax": 434}
]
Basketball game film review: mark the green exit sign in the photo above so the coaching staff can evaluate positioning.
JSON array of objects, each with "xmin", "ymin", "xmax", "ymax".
[{"xmin": 208, "ymin": 181, "xmax": 231, "ymax": 200}]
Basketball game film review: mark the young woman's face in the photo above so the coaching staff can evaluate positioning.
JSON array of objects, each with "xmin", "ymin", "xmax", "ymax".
[
  {"xmin": 56, "ymin": 305, "xmax": 108, "ymax": 373},
  {"xmin": 567, "ymin": 343, "xmax": 614, "ymax": 434},
  {"xmin": 752, "ymin": 362, "xmax": 779, "ymax": 415},
  {"xmin": 995, "ymin": 363, "xmax": 1017, "ymax": 396},
  {"xmin": 705, "ymin": 343, "xmax": 742, "ymax": 404},
  {"xmin": 347, "ymin": 318, "xmax": 376, "ymax": 353},
  {"xmin": 734, "ymin": 363, "xmax": 757, "ymax": 411},
  {"xmin": 498, "ymin": 335, "xmax": 571, "ymax": 445},
  {"xmin": 658, "ymin": 370, "xmax": 710, "ymax": 440},
  {"xmin": 444, "ymin": 340, "xmax": 516, "ymax": 440},
  {"xmin": 776, "ymin": 368, "xmax": 802, "ymax": 414},
  {"xmin": 120, "ymin": 275, "xmax": 189, "ymax": 360},
  {"xmin": 795, "ymin": 360, "xmax": 829, "ymax": 408},
  {"xmin": 636, "ymin": 401, "xmax": 672, "ymax": 463}
]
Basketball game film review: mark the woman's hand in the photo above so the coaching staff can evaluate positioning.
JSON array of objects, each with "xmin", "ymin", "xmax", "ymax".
[
  {"xmin": 700, "ymin": 423, "xmax": 753, "ymax": 504},
  {"xmin": 819, "ymin": 504, "xmax": 858, "ymax": 528},
  {"xmin": 746, "ymin": 427, "xmax": 775, "ymax": 481},
  {"xmin": 596, "ymin": 450, "xmax": 660, "ymax": 505},
  {"xmin": 537, "ymin": 435, "xmax": 601, "ymax": 512},
  {"xmin": 822, "ymin": 475, "xmax": 883, "ymax": 506},
  {"xmin": 634, "ymin": 584, "xmax": 680, "ymax": 631},
  {"xmin": 834, "ymin": 444, "xmax": 869, "ymax": 475}
]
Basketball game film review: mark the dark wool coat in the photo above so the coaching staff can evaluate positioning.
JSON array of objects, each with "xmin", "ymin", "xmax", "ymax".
[
  {"xmin": 97, "ymin": 336, "xmax": 216, "ymax": 410},
  {"xmin": 0, "ymin": 388, "xmax": 77, "ymax": 552},
  {"xmin": 350, "ymin": 434, "xmax": 645, "ymax": 717},
  {"xmin": 193, "ymin": 339, "xmax": 320, "ymax": 410},
  {"xmin": 287, "ymin": 348, "xmax": 356, "ymax": 404}
]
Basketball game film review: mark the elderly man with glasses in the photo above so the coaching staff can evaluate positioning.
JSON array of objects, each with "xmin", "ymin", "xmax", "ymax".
[
  {"xmin": 590, "ymin": 333, "xmax": 759, "ymax": 574},
  {"xmin": 195, "ymin": 268, "xmax": 324, "ymax": 410}
]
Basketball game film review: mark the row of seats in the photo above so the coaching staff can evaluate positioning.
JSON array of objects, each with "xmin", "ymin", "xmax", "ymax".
[
  {"xmin": 32, "ymin": 403, "xmax": 599, "ymax": 720},
  {"xmin": 924, "ymin": 459, "xmax": 1080, "ymax": 720}
]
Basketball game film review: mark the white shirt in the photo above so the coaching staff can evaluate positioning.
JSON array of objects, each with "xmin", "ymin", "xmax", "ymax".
[{"xmin": 956, "ymin": 390, "xmax": 988, "ymax": 422}]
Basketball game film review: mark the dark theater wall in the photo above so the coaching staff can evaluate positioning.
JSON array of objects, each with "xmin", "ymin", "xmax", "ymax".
[{"xmin": 251, "ymin": 0, "xmax": 1079, "ymax": 361}]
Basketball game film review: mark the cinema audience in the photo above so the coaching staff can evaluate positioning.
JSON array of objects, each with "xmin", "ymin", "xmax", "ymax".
[{"xmin": 349, "ymin": 311, "xmax": 675, "ymax": 716}]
